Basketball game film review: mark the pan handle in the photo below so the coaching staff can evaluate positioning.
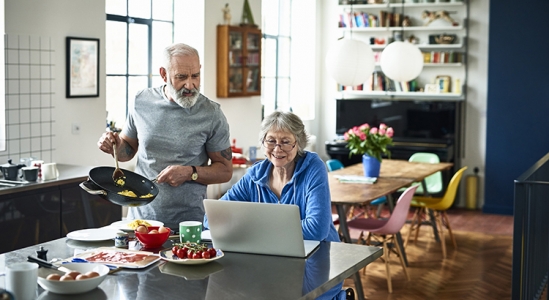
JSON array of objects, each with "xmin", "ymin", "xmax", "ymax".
[{"xmin": 79, "ymin": 181, "xmax": 108, "ymax": 196}]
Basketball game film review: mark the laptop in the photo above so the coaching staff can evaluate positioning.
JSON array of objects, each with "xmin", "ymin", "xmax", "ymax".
[{"xmin": 203, "ymin": 199, "xmax": 320, "ymax": 258}]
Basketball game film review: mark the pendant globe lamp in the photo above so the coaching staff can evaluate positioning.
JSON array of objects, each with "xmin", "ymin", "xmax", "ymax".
[
  {"xmin": 380, "ymin": 0, "xmax": 424, "ymax": 83},
  {"xmin": 379, "ymin": 41, "xmax": 424, "ymax": 82},
  {"xmin": 325, "ymin": 38, "xmax": 375, "ymax": 87}
]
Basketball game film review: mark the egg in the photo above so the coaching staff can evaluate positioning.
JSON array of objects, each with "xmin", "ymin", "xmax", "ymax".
[
  {"xmin": 65, "ymin": 271, "xmax": 81, "ymax": 280},
  {"xmin": 136, "ymin": 225, "xmax": 148, "ymax": 233},
  {"xmin": 75, "ymin": 274, "xmax": 90, "ymax": 280},
  {"xmin": 59, "ymin": 275, "xmax": 74, "ymax": 281},
  {"xmin": 158, "ymin": 226, "xmax": 169, "ymax": 234},
  {"xmin": 148, "ymin": 229, "xmax": 159, "ymax": 234},
  {"xmin": 85, "ymin": 271, "xmax": 100, "ymax": 278},
  {"xmin": 46, "ymin": 274, "xmax": 61, "ymax": 281}
]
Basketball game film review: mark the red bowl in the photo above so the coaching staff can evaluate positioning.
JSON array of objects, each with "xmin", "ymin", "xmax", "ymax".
[{"xmin": 135, "ymin": 226, "xmax": 170, "ymax": 249}]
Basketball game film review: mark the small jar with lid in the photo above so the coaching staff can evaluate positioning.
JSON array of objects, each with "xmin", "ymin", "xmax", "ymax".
[{"xmin": 115, "ymin": 231, "xmax": 129, "ymax": 248}]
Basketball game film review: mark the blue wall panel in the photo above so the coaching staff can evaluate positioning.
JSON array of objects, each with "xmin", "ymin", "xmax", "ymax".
[{"xmin": 484, "ymin": 0, "xmax": 549, "ymax": 214}]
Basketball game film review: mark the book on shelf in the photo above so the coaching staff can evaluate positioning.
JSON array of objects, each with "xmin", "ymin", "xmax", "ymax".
[{"xmin": 423, "ymin": 51, "xmax": 464, "ymax": 64}]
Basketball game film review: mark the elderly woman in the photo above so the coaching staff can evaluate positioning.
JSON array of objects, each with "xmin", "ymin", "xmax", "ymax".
[{"xmin": 205, "ymin": 111, "xmax": 345, "ymax": 299}]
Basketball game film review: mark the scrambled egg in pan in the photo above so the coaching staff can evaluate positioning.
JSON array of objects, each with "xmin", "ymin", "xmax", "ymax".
[{"xmin": 117, "ymin": 190, "xmax": 154, "ymax": 198}]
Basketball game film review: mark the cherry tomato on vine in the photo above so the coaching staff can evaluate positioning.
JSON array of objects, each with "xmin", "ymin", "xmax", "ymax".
[
  {"xmin": 202, "ymin": 251, "xmax": 211, "ymax": 259},
  {"xmin": 208, "ymin": 248, "xmax": 217, "ymax": 258},
  {"xmin": 172, "ymin": 246, "xmax": 179, "ymax": 256},
  {"xmin": 176, "ymin": 248, "xmax": 187, "ymax": 259}
]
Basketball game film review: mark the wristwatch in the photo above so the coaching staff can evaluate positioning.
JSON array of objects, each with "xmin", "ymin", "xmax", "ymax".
[{"xmin": 191, "ymin": 166, "xmax": 198, "ymax": 181}]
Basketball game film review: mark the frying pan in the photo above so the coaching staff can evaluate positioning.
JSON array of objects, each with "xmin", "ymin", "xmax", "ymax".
[{"xmin": 80, "ymin": 166, "xmax": 158, "ymax": 207}]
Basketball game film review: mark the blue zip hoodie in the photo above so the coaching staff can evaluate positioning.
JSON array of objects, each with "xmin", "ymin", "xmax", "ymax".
[{"xmin": 207, "ymin": 151, "xmax": 340, "ymax": 242}]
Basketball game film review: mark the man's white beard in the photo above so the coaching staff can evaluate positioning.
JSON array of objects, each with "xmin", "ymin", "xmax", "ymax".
[{"xmin": 166, "ymin": 79, "xmax": 200, "ymax": 108}]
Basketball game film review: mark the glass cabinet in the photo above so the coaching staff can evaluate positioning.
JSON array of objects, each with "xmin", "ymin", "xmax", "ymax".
[{"xmin": 217, "ymin": 25, "xmax": 261, "ymax": 98}]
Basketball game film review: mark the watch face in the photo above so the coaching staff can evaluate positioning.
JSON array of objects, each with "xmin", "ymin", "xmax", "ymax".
[{"xmin": 192, "ymin": 172, "xmax": 198, "ymax": 181}]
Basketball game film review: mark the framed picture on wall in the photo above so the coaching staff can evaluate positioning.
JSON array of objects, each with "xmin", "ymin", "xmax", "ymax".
[{"xmin": 66, "ymin": 37, "xmax": 99, "ymax": 98}]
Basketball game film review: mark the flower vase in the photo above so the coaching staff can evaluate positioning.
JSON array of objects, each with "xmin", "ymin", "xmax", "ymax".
[{"xmin": 362, "ymin": 154, "xmax": 381, "ymax": 178}]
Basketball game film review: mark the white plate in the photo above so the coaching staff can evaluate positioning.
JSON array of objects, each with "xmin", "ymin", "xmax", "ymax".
[
  {"xmin": 159, "ymin": 249, "xmax": 224, "ymax": 265},
  {"xmin": 66, "ymin": 228, "xmax": 119, "ymax": 241},
  {"xmin": 109, "ymin": 219, "xmax": 164, "ymax": 232}
]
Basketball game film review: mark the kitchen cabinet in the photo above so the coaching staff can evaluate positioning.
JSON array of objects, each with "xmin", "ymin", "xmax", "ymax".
[
  {"xmin": 216, "ymin": 25, "xmax": 262, "ymax": 98},
  {"xmin": 336, "ymin": 0, "xmax": 468, "ymax": 101},
  {"xmin": 0, "ymin": 165, "xmax": 121, "ymax": 254}
]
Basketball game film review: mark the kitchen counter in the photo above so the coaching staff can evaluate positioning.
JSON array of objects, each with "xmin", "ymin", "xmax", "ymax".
[
  {"xmin": 0, "ymin": 238, "xmax": 382, "ymax": 299},
  {"xmin": 0, "ymin": 164, "xmax": 92, "ymax": 195}
]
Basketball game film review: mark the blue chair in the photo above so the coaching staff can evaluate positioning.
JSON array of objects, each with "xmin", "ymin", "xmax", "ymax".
[
  {"xmin": 326, "ymin": 159, "xmax": 387, "ymax": 219},
  {"xmin": 326, "ymin": 159, "xmax": 344, "ymax": 172}
]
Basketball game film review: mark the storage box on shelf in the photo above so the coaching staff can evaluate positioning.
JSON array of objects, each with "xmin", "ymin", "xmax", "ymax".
[{"xmin": 336, "ymin": 0, "xmax": 468, "ymax": 100}]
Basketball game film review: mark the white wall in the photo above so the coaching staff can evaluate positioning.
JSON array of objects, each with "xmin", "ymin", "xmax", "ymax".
[
  {"xmin": 4, "ymin": 0, "xmax": 112, "ymax": 168},
  {"xmin": 203, "ymin": 0, "xmax": 264, "ymax": 155},
  {"xmin": 316, "ymin": 1, "xmax": 490, "ymax": 207}
]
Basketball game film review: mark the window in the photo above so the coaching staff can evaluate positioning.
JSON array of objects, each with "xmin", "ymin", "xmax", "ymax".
[
  {"xmin": 261, "ymin": 0, "xmax": 291, "ymax": 116},
  {"xmin": 261, "ymin": 0, "xmax": 316, "ymax": 120},
  {"xmin": 105, "ymin": 0, "xmax": 174, "ymax": 128}
]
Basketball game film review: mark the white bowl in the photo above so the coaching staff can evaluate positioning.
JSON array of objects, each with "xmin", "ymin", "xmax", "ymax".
[{"xmin": 37, "ymin": 263, "xmax": 109, "ymax": 294}]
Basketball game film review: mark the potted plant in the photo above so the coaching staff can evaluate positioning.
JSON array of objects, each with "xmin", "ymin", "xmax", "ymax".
[{"xmin": 343, "ymin": 123, "xmax": 394, "ymax": 177}]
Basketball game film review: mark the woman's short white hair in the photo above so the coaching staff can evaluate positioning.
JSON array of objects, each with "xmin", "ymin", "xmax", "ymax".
[{"xmin": 259, "ymin": 111, "xmax": 309, "ymax": 157}]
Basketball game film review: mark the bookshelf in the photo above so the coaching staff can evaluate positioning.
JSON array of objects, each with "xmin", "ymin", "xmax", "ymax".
[
  {"xmin": 216, "ymin": 25, "xmax": 262, "ymax": 98},
  {"xmin": 336, "ymin": 0, "xmax": 469, "ymax": 100}
]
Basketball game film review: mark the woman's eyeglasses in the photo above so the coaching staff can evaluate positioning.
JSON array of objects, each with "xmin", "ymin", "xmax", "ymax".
[{"xmin": 262, "ymin": 139, "xmax": 296, "ymax": 152}]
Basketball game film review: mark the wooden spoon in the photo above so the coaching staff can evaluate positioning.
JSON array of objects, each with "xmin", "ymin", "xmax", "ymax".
[{"xmin": 112, "ymin": 142, "xmax": 126, "ymax": 187}]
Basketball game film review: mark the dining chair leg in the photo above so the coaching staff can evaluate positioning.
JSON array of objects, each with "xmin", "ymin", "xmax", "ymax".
[
  {"xmin": 393, "ymin": 234, "xmax": 410, "ymax": 281},
  {"xmin": 414, "ymin": 207, "xmax": 426, "ymax": 243},
  {"xmin": 434, "ymin": 211, "xmax": 447, "ymax": 259},
  {"xmin": 405, "ymin": 208, "xmax": 420, "ymax": 247},
  {"xmin": 357, "ymin": 231, "xmax": 365, "ymax": 245},
  {"xmin": 442, "ymin": 211, "xmax": 457, "ymax": 249},
  {"xmin": 382, "ymin": 239, "xmax": 393, "ymax": 293}
]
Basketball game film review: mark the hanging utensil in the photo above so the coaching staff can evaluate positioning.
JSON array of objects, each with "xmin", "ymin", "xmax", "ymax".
[{"xmin": 112, "ymin": 142, "xmax": 126, "ymax": 187}]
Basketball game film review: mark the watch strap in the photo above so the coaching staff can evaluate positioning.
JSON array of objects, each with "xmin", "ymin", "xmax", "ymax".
[{"xmin": 191, "ymin": 166, "xmax": 198, "ymax": 181}]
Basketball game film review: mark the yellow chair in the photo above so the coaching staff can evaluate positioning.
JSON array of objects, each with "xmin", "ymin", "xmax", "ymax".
[{"xmin": 405, "ymin": 166, "xmax": 467, "ymax": 259}]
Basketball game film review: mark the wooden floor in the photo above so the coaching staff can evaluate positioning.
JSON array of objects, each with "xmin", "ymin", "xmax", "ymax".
[{"xmin": 341, "ymin": 208, "xmax": 514, "ymax": 300}]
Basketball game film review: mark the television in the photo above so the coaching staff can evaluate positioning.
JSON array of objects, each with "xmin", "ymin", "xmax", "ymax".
[{"xmin": 335, "ymin": 99, "xmax": 456, "ymax": 143}]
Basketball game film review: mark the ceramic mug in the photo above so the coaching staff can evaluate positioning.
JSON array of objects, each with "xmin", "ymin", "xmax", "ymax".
[
  {"xmin": 21, "ymin": 166, "xmax": 39, "ymax": 182},
  {"xmin": 179, "ymin": 221, "xmax": 202, "ymax": 244},
  {"xmin": 5, "ymin": 262, "xmax": 38, "ymax": 300},
  {"xmin": 42, "ymin": 163, "xmax": 59, "ymax": 181},
  {"xmin": 32, "ymin": 160, "xmax": 44, "ymax": 179}
]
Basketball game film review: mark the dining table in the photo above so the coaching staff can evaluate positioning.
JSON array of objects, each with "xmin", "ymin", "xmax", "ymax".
[
  {"xmin": 329, "ymin": 159, "xmax": 454, "ymax": 264},
  {"xmin": 0, "ymin": 236, "xmax": 382, "ymax": 300}
]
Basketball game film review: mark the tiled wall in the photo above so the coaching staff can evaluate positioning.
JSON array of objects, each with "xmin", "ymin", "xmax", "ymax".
[{"xmin": 0, "ymin": 34, "xmax": 55, "ymax": 165}]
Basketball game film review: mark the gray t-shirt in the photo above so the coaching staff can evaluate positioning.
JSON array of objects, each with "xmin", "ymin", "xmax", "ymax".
[{"xmin": 122, "ymin": 85, "xmax": 231, "ymax": 229}]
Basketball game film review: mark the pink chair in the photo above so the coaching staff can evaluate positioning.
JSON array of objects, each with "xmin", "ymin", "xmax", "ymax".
[{"xmin": 346, "ymin": 185, "xmax": 418, "ymax": 293}]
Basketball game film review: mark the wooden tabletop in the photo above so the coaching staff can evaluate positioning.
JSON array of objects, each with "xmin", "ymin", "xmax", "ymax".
[
  {"xmin": 328, "ymin": 159, "xmax": 453, "ymax": 205},
  {"xmin": 329, "ymin": 175, "xmax": 414, "ymax": 205},
  {"xmin": 380, "ymin": 159, "xmax": 454, "ymax": 181}
]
